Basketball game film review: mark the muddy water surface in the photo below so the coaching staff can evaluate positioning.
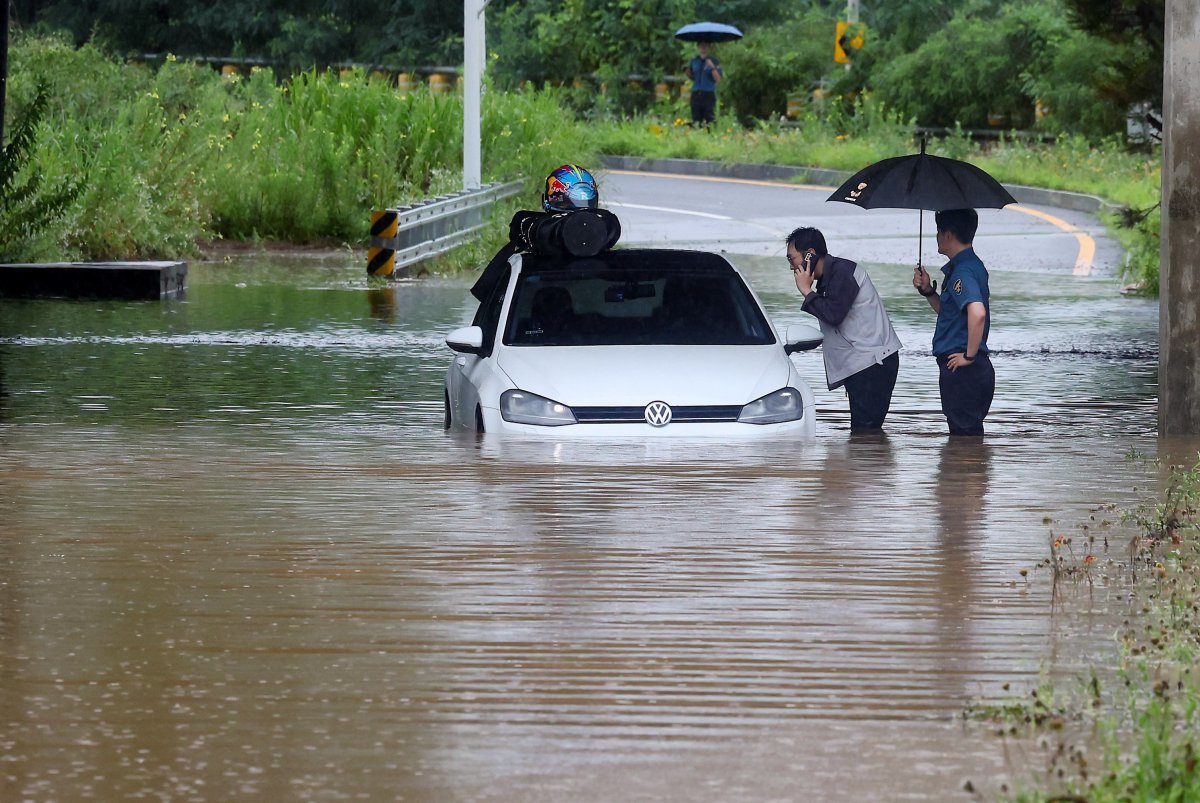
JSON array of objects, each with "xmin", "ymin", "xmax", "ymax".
[{"xmin": 0, "ymin": 253, "xmax": 1175, "ymax": 801}]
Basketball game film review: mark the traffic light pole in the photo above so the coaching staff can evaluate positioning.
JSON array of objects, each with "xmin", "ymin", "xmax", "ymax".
[{"xmin": 1159, "ymin": 0, "xmax": 1200, "ymax": 435}]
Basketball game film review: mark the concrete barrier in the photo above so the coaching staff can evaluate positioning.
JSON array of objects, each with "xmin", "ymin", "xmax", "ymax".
[{"xmin": 0, "ymin": 261, "xmax": 187, "ymax": 299}]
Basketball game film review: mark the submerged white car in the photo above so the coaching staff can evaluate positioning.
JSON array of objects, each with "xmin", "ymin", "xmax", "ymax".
[{"xmin": 443, "ymin": 248, "xmax": 822, "ymax": 436}]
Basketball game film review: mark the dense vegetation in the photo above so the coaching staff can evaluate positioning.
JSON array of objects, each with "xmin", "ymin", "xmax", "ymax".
[
  {"xmin": 13, "ymin": 0, "xmax": 1164, "ymax": 139},
  {"xmin": 1, "ymin": 2, "xmax": 1164, "ymax": 289},
  {"xmin": 0, "ymin": 34, "xmax": 591, "ymax": 262}
]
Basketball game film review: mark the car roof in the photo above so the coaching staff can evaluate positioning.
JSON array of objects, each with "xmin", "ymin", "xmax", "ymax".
[{"xmin": 519, "ymin": 248, "xmax": 737, "ymax": 275}]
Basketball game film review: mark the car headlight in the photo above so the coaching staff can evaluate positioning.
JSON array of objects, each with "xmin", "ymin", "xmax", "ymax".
[
  {"xmin": 500, "ymin": 390, "xmax": 577, "ymax": 426},
  {"xmin": 738, "ymin": 388, "xmax": 804, "ymax": 425}
]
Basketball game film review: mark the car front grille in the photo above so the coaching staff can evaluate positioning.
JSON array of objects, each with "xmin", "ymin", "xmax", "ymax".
[{"xmin": 572, "ymin": 405, "xmax": 742, "ymax": 424}]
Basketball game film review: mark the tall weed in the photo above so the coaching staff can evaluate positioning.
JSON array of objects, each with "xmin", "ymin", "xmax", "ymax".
[
  {"xmin": 0, "ymin": 82, "xmax": 83, "ymax": 261},
  {"xmin": 7, "ymin": 35, "xmax": 592, "ymax": 258}
]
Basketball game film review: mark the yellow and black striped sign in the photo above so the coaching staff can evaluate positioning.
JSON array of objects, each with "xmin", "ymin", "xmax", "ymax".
[{"xmin": 368, "ymin": 210, "xmax": 398, "ymax": 276}]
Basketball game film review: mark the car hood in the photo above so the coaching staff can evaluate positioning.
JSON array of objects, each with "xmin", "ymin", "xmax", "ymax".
[{"xmin": 496, "ymin": 345, "xmax": 791, "ymax": 407}]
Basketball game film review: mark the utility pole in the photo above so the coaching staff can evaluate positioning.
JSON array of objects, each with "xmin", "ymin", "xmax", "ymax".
[
  {"xmin": 1159, "ymin": 0, "xmax": 1200, "ymax": 436},
  {"xmin": 463, "ymin": 0, "xmax": 484, "ymax": 190}
]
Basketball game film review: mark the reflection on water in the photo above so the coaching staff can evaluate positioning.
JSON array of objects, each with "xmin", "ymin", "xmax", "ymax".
[{"xmin": 0, "ymin": 252, "xmax": 1174, "ymax": 800}]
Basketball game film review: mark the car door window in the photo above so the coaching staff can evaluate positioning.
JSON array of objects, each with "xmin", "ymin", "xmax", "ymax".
[{"xmin": 471, "ymin": 265, "xmax": 510, "ymax": 356}]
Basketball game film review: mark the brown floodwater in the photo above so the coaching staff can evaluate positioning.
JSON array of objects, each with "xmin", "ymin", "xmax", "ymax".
[{"xmin": 0, "ymin": 252, "xmax": 1187, "ymax": 801}]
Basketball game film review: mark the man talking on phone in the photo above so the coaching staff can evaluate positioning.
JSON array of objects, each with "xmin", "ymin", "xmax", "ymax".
[{"xmin": 786, "ymin": 227, "xmax": 902, "ymax": 431}]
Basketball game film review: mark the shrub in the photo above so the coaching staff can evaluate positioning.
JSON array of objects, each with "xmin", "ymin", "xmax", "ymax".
[{"xmin": 718, "ymin": 7, "xmax": 839, "ymax": 123}]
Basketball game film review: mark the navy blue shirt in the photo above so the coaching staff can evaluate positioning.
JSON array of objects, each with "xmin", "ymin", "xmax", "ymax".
[
  {"xmin": 688, "ymin": 55, "xmax": 721, "ymax": 92},
  {"xmin": 932, "ymin": 247, "xmax": 990, "ymax": 356}
]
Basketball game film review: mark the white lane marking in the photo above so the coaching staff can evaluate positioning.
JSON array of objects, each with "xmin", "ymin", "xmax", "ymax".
[
  {"xmin": 605, "ymin": 201, "xmax": 732, "ymax": 220},
  {"xmin": 607, "ymin": 168, "xmax": 835, "ymax": 191}
]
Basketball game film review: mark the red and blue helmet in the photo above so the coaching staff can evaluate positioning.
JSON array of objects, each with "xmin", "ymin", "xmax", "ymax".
[{"xmin": 542, "ymin": 164, "xmax": 599, "ymax": 212}]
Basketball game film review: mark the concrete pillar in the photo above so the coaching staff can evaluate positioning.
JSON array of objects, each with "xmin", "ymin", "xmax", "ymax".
[{"xmin": 1160, "ymin": 0, "xmax": 1200, "ymax": 436}]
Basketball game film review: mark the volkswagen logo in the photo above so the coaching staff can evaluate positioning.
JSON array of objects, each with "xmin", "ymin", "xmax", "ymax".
[{"xmin": 644, "ymin": 401, "xmax": 672, "ymax": 427}]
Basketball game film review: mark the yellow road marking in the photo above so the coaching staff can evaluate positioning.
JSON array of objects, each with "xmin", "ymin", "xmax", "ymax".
[
  {"xmin": 1007, "ymin": 205, "xmax": 1095, "ymax": 276},
  {"xmin": 608, "ymin": 169, "xmax": 1097, "ymax": 276}
]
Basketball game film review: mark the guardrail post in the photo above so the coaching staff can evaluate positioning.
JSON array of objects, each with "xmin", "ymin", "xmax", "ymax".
[{"xmin": 368, "ymin": 210, "xmax": 398, "ymax": 276}]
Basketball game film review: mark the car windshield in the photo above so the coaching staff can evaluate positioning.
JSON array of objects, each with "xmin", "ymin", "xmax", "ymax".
[{"xmin": 502, "ymin": 250, "xmax": 776, "ymax": 347}]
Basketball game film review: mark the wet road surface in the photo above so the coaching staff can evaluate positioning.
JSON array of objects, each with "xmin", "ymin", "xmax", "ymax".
[
  {"xmin": 603, "ymin": 170, "xmax": 1122, "ymax": 277},
  {"xmin": 0, "ymin": 173, "xmax": 1181, "ymax": 801}
]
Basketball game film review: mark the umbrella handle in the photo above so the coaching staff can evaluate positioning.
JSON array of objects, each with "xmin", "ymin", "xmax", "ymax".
[{"xmin": 917, "ymin": 209, "xmax": 923, "ymax": 270}]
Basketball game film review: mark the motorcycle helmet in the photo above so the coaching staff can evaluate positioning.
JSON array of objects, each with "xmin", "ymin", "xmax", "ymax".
[{"xmin": 542, "ymin": 164, "xmax": 599, "ymax": 212}]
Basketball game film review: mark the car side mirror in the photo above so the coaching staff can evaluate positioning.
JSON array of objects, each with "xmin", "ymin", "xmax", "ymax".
[
  {"xmin": 445, "ymin": 325, "xmax": 484, "ymax": 355},
  {"xmin": 784, "ymin": 324, "xmax": 823, "ymax": 354}
]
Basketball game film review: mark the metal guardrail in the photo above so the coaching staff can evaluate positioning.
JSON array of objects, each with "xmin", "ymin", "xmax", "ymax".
[{"xmin": 367, "ymin": 180, "xmax": 523, "ymax": 276}]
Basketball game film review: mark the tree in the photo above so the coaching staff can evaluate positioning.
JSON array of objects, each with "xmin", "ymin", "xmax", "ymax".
[
  {"xmin": 718, "ymin": 6, "xmax": 840, "ymax": 121},
  {"xmin": 10, "ymin": 1, "xmax": 465, "ymax": 69},
  {"xmin": 869, "ymin": 0, "xmax": 1126, "ymax": 136},
  {"xmin": 1061, "ymin": 0, "xmax": 1163, "ymax": 117}
]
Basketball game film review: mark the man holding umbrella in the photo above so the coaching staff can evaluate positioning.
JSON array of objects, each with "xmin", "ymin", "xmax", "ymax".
[
  {"xmin": 675, "ymin": 22, "xmax": 741, "ymax": 126},
  {"xmin": 913, "ymin": 209, "xmax": 995, "ymax": 436},
  {"xmin": 827, "ymin": 138, "xmax": 1011, "ymax": 436},
  {"xmin": 683, "ymin": 41, "xmax": 722, "ymax": 125}
]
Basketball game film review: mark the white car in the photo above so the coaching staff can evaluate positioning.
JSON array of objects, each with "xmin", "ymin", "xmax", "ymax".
[{"xmin": 443, "ymin": 248, "xmax": 823, "ymax": 436}]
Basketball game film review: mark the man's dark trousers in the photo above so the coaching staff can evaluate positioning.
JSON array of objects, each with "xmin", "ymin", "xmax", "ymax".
[
  {"xmin": 937, "ymin": 353, "xmax": 995, "ymax": 435},
  {"xmin": 691, "ymin": 90, "xmax": 716, "ymax": 124},
  {"xmin": 842, "ymin": 352, "xmax": 899, "ymax": 430}
]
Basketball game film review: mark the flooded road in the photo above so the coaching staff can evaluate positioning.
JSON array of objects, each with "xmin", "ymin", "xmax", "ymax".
[{"xmin": 0, "ymin": 186, "xmax": 1175, "ymax": 801}]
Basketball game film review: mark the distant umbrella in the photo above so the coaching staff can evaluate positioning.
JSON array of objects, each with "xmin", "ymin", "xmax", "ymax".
[
  {"xmin": 827, "ymin": 138, "xmax": 1016, "ymax": 267},
  {"xmin": 674, "ymin": 22, "xmax": 744, "ymax": 43}
]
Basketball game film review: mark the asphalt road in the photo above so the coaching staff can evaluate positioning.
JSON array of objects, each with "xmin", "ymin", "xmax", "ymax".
[{"xmin": 600, "ymin": 168, "xmax": 1122, "ymax": 278}]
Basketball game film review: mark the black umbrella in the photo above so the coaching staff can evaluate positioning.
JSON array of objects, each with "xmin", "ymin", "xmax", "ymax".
[
  {"xmin": 674, "ymin": 22, "xmax": 743, "ymax": 43},
  {"xmin": 826, "ymin": 139, "xmax": 1015, "ymax": 267}
]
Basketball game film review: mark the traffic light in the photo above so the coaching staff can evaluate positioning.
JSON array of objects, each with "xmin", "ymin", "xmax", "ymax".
[{"xmin": 835, "ymin": 21, "xmax": 866, "ymax": 64}]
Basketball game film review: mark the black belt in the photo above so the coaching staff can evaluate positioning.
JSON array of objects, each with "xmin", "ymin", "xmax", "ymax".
[{"xmin": 936, "ymin": 353, "xmax": 988, "ymax": 365}]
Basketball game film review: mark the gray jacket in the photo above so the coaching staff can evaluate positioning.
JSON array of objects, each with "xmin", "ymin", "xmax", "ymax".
[{"xmin": 800, "ymin": 256, "xmax": 902, "ymax": 389}]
